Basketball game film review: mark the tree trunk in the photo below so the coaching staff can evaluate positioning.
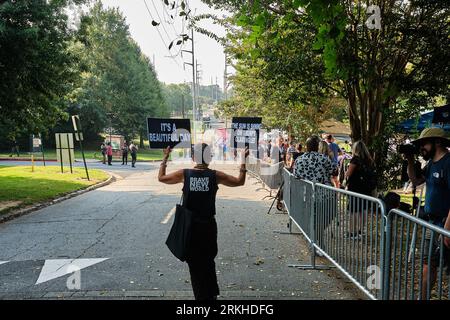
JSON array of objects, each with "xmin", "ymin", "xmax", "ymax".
[
  {"xmin": 139, "ymin": 133, "xmax": 144, "ymax": 149},
  {"xmin": 347, "ymin": 83, "xmax": 362, "ymax": 143}
]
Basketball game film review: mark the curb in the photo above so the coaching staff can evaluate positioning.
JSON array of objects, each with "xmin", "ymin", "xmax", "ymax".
[
  {"xmin": 0, "ymin": 158, "xmax": 163, "ymax": 163},
  {"xmin": 0, "ymin": 172, "xmax": 116, "ymax": 224},
  {"xmin": 0, "ymin": 158, "xmax": 57, "ymax": 162}
]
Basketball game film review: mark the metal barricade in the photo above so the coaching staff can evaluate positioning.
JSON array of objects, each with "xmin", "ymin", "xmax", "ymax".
[
  {"xmin": 384, "ymin": 209, "xmax": 450, "ymax": 300},
  {"xmin": 246, "ymin": 157, "xmax": 258, "ymax": 176},
  {"xmin": 289, "ymin": 176, "xmax": 314, "ymax": 241},
  {"xmin": 261, "ymin": 161, "xmax": 283, "ymax": 190},
  {"xmin": 313, "ymin": 183, "xmax": 387, "ymax": 300},
  {"xmin": 247, "ymin": 157, "xmax": 284, "ymax": 197}
]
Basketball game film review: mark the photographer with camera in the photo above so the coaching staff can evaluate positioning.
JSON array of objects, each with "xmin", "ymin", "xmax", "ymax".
[{"xmin": 404, "ymin": 127, "xmax": 450, "ymax": 299}]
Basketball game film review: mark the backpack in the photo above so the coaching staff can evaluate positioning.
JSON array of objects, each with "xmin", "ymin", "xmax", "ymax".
[
  {"xmin": 348, "ymin": 160, "xmax": 377, "ymax": 195},
  {"xmin": 360, "ymin": 164, "xmax": 378, "ymax": 193}
]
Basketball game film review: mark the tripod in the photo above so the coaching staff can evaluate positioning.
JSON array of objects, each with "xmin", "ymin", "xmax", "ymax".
[{"xmin": 267, "ymin": 180, "xmax": 285, "ymax": 214}]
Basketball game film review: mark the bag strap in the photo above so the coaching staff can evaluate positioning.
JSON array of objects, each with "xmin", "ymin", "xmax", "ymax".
[{"xmin": 180, "ymin": 169, "xmax": 189, "ymax": 207}]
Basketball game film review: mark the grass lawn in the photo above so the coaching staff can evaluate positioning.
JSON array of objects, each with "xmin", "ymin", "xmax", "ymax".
[
  {"xmin": 400, "ymin": 193, "xmax": 419, "ymax": 207},
  {"xmin": 0, "ymin": 166, "xmax": 109, "ymax": 214},
  {"xmin": 0, "ymin": 148, "xmax": 164, "ymax": 162}
]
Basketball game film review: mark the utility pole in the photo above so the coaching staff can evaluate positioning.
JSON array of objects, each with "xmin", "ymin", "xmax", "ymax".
[
  {"xmin": 182, "ymin": 27, "xmax": 196, "ymax": 143},
  {"xmin": 224, "ymin": 53, "xmax": 228, "ymax": 100},
  {"xmin": 196, "ymin": 59, "xmax": 202, "ymax": 122},
  {"xmin": 216, "ymin": 76, "xmax": 218, "ymax": 103},
  {"xmin": 181, "ymin": 94, "xmax": 185, "ymax": 118}
]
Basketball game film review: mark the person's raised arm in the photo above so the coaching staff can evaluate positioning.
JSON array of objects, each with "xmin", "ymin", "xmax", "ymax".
[
  {"xmin": 216, "ymin": 148, "xmax": 249, "ymax": 187},
  {"xmin": 158, "ymin": 147, "xmax": 184, "ymax": 184}
]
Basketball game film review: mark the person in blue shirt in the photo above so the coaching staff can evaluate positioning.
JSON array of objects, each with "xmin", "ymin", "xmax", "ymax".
[{"xmin": 406, "ymin": 127, "xmax": 450, "ymax": 300}]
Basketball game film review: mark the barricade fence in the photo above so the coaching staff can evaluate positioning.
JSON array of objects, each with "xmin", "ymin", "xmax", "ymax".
[
  {"xmin": 282, "ymin": 168, "xmax": 449, "ymax": 300},
  {"xmin": 384, "ymin": 209, "xmax": 450, "ymax": 300},
  {"xmin": 246, "ymin": 157, "xmax": 283, "ymax": 192},
  {"xmin": 314, "ymin": 183, "xmax": 386, "ymax": 300}
]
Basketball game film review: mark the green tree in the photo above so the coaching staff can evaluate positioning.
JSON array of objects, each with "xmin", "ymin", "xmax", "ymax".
[
  {"xmin": 203, "ymin": 0, "xmax": 449, "ymax": 188},
  {"xmin": 0, "ymin": 0, "xmax": 86, "ymax": 143},
  {"xmin": 162, "ymin": 83, "xmax": 193, "ymax": 117},
  {"xmin": 213, "ymin": 4, "xmax": 345, "ymax": 141},
  {"xmin": 70, "ymin": 2, "xmax": 167, "ymax": 145}
]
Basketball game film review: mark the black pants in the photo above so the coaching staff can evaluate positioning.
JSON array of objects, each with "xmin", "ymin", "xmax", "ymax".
[
  {"xmin": 186, "ymin": 219, "xmax": 219, "ymax": 300},
  {"xmin": 122, "ymin": 153, "xmax": 128, "ymax": 165},
  {"xmin": 131, "ymin": 153, "xmax": 137, "ymax": 167},
  {"xmin": 107, "ymin": 155, "xmax": 112, "ymax": 165}
]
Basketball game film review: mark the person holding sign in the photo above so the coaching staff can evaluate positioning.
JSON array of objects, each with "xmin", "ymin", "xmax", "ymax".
[
  {"xmin": 129, "ymin": 142, "xmax": 138, "ymax": 168},
  {"xmin": 158, "ymin": 143, "xmax": 249, "ymax": 301}
]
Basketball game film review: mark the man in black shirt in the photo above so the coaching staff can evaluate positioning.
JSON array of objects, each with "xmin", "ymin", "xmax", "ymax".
[{"xmin": 158, "ymin": 143, "xmax": 249, "ymax": 300}]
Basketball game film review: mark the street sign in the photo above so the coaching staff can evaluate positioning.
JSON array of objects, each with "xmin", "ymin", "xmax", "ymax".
[
  {"xmin": 55, "ymin": 133, "xmax": 75, "ymax": 173},
  {"xmin": 72, "ymin": 115, "xmax": 79, "ymax": 131},
  {"xmin": 70, "ymin": 115, "xmax": 90, "ymax": 180},
  {"xmin": 31, "ymin": 136, "xmax": 42, "ymax": 153},
  {"xmin": 147, "ymin": 118, "xmax": 191, "ymax": 149},
  {"xmin": 231, "ymin": 117, "xmax": 262, "ymax": 151},
  {"xmin": 72, "ymin": 115, "xmax": 84, "ymax": 141}
]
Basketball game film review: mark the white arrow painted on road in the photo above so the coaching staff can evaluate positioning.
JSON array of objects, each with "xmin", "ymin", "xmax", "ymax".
[
  {"xmin": 0, "ymin": 261, "xmax": 9, "ymax": 266},
  {"xmin": 35, "ymin": 258, "xmax": 109, "ymax": 285}
]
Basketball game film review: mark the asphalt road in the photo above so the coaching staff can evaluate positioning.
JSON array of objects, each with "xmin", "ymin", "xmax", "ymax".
[{"xmin": 0, "ymin": 161, "xmax": 364, "ymax": 300}]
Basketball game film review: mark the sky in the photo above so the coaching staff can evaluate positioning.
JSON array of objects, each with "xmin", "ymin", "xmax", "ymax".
[{"xmin": 100, "ymin": 0, "xmax": 230, "ymax": 87}]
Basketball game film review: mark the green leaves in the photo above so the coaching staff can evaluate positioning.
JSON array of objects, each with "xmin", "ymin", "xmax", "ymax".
[
  {"xmin": 68, "ymin": 3, "xmax": 166, "ymax": 139},
  {"xmin": 0, "ymin": 0, "xmax": 86, "ymax": 136}
]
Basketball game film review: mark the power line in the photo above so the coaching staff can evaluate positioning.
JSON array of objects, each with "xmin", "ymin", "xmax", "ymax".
[
  {"xmin": 160, "ymin": 0, "xmax": 179, "ymax": 35},
  {"xmin": 142, "ymin": 0, "xmax": 183, "ymax": 67},
  {"xmin": 150, "ymin": 0, "xmax": 186, "ymax": 60},
  {"xmin": 150, "ymin": 0, "xmax": 175, "ymax": 44}
]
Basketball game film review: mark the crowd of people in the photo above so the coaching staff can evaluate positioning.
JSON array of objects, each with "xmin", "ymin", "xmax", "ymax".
[
  {"xmin": 260, "ymin": 133, "xmax": 358, "ymax": 192},
  {"xmin": 267, "ymin": 128, "xmax": 449, "ymax": 298},
  {"xmin": 100, "ymin": 140, "xmax": 139, "ymax": 167}
]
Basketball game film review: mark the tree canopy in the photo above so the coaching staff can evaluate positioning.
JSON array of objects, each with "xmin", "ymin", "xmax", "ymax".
[
  {"xmin": 205, "ymin": 0, "xmax": 449, "ymax": 147},
  {"xmin": 71, "ymin": 3, "xmax": 166, "ymax": 143},
  {"xmin": 0, "ymin": 1, "xmax": 168, "ymax": 148},
  {"xmin": 0, "ymin": 0, "xmax": 86, "ymax": 141}
]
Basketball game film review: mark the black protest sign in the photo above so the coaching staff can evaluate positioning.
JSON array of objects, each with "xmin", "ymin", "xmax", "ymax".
[
  {"xmin": 231, "ymin": 117, "xmax": 262, "ymax": 150},
  {"xmin": 147, "ymin": 118, "xmax": 191, "ymax": 149}
]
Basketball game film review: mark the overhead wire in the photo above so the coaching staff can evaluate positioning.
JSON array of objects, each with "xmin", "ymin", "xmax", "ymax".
[{"xmin": 142, "ymin": 0, "xmax": 183, "ymax": 68}]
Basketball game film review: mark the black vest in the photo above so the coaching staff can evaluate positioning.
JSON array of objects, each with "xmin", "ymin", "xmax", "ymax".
[{"xmin": 182, "ymin": 169, "xmax": 218, "ymax": 221}]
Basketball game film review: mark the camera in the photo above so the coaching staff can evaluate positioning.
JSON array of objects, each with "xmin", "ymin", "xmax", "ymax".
[{"xmin": 398, "ymin": 143, "xmax": 419, "ymax": 155}]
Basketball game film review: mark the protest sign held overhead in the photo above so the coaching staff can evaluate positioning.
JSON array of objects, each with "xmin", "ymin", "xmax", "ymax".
[
  {"xmin": 147, "ymin": 118, "xmax": 191, "ymax": 149},
  {"xmin": 231, "ymin": 117, "xmax": 262, "ymax": 151}
]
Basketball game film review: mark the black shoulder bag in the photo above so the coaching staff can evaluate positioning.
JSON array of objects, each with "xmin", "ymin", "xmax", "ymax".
[{"xmin": 165, "ymin": 171, "xmax": 193, "ymax": 262}]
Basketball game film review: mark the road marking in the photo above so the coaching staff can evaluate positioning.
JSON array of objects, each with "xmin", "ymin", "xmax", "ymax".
[
  {"xmin": 0, "ymin": 261, "xmax": 8, "ymax": 266},
  {"xmin": 161, "ymin": 206, "xmax": 176, "ymax": 224},
  {"xmin": 35, "ymin": 258, "xmax": 109, "ymax": 285}
]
